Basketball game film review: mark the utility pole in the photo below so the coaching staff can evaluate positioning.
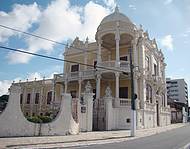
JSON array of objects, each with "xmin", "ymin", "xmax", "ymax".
[{"xmin": 129, "ymin": 48, "xmax": 136, "ymax": 137}]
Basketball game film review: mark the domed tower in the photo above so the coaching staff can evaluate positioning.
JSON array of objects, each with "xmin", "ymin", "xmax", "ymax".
[{"xmin": 95, "ymin": 6, "xmax": 137, "ymax": 66}]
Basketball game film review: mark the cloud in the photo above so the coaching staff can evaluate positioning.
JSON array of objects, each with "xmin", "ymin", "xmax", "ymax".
[
  {"xmin": 0, "ymin": 80, "xmax": 12, "ymax": 96},
  {"xmin": 5, "ymin": 0, "xmax": 112, "ymax": 64},
  {"xmin": 161, "ymin": 35, "xmax": 174, "ymax": 51},
  {"xmin": 6, "ymin": 49, "xmax": 33, "ymax": 64},
  {"xmin": 27, "ymin": 72, "xmax": 43, "ymax": 81},
  {"xmin": 164, "ymin": 0, "xmax": 173, "ymax": 5},
  {"xmin": 129, "ymin": 4, "xmax": 136, "ymax": 10},
  {"xmin": 0, "ymin": 2, "xmax": 41, "ymax": 42},
  {"xmin": 0, "ymin": 70, "xmax": 59, "ymax": 96},
  {"xmin": 103, "ymin": 0, "xmax": 116, "ymax": 9}
]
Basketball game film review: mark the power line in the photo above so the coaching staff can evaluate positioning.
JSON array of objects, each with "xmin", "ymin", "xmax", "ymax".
[
  {"xmin": 0, "ymin": 24, "xmax": 97, "ymax": 56},
  {"xmin": 0, "ymin": 45, "xmax": 127, "ymax": 74}
]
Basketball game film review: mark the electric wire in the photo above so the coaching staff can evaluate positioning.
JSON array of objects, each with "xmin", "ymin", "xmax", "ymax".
[{"xmin": 0, "ymin": 45, "xmax": 128, "ymax": 74}]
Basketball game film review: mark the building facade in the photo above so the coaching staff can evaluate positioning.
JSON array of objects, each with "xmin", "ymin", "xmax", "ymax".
[{"xmin": 11, "ymin": 7, "xmax": 171, "ymax": 131}]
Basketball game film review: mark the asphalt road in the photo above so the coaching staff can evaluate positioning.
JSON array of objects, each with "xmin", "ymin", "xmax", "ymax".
[{"xmin": 70, "ymin": 124, "xmax": 190, "ymax": 149}]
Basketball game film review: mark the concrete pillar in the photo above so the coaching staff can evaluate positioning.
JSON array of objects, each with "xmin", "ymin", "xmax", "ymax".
[
  {"xmin": 82, "ymin": 81, "xmax": 94, "ymax": 131},
  {"xmin": 115, "ymin": 72, "xmax": 120, "ymax": 99},
  {"xmin": 105, "ymin": 96, "xmax": 113, "ymax": 130}
]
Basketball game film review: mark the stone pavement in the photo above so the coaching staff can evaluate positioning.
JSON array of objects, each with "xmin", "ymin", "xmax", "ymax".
[{"xmin": 0, "ymin": 123, "xmax": 186, "ymax": 149}]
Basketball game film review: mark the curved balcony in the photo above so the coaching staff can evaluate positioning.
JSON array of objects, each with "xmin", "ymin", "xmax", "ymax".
[{"xmin": 98, "ymin": 60, "xmax": 130, "ymax": 73}]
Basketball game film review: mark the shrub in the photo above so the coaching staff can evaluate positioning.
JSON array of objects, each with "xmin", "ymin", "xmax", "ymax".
[
  {"xmin": 27, "ymin": 116, "xmax": 42, "ymax": 123},
  {"xmin": 27, "ymin": 115, "xmax": 53, "ymax": 123}
]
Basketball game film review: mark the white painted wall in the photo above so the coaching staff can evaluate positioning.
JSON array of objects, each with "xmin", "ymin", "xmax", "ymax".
[{"xmin": 0, "ymin": 85, "xmax": 79, "ymax": 137}]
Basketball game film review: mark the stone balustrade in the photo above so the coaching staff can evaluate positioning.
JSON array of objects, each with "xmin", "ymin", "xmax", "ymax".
[{"xmin": 114, "ymin": 98, "xmax": 131, "ymax": 108}]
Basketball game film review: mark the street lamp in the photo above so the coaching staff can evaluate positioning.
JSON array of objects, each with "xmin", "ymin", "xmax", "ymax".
[
  {"xmin": 123, "ymin": 48, "xmax": 137, "ymax": 137},
  {"xmin": 129, "ymin": 48, "xmax": 137, "ymax": 137}
]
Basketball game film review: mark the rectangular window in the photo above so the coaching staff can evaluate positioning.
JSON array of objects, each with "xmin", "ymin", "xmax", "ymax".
[
  {"xmin": 47, "ymin": 91, "xmax": 52, "ymax": 104},
  {"xmin": 20, "ymin": 94, "xmax": 23, "ymax": 104},
  {"xmin": 35, "ymin": 93, "xmax": 40, "ymax": 104},
  {"xmin": 26, "ymin": 93, "xmax": 31, "ymax": 104},
  {"xmin": 119, "ymin": 87, "xmax": 128, "ymax": 98},
  {"xmin": 120, "ymin": 56, "xmax": 128, "ymax": 61},
  {"xmin": 71, "ymin": 64, "xmax": 79, "ymax": 72},
  {"xmin": 70, "ymin": 90, "xmax": 77, "ymax": 98}
]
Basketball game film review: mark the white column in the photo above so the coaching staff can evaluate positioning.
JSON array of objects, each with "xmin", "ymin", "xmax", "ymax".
[
  {"xmin": 115, "ymin": 26, "xmax": 120, "ymax": 67},
  {"xmin": 78, "ymin": 80, "xmax": 82, "ymax": 100},
  {"xmin": 84, "ymin": 38, "xmax": 88, "ymax": 70},
  {"xmin": 97, "ymin": 39, "xmax": 102, "ymax": 63},
  {"xmin": 115, "ymin": 72, "xmax": 120, "ymax": 99},
  {"xmin": 96, "ymin": 74, "xmax": 101, "ymax": 99}
]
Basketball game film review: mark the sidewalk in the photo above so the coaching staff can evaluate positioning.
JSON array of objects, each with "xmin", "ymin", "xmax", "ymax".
[{"xmin": 0, "ymin": 123, "xmax": 187, "ymax": 148}]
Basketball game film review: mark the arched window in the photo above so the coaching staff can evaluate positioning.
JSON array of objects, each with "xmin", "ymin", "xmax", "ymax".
[
  {"xmin": 47, "ymin": 91, "xmax": 52, "ymax": 104},
  {"xmin": 146, "ymin": 84, "xmax": 152, "ymax": 103},
  {"xmin": 20, "ymin": 94, "xmax": 23, "ymax": 104}
]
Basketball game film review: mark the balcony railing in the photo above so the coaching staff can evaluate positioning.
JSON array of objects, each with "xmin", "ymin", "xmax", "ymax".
[
  {"xmin": 98, "ymin": 60, "xmax": 130, "ymax": 72},
  {"xmin": 54, "ymin": 69, "xmax": 95, "ymax": 82},
  {"xmin": 114, "ymin": 98, "xmax": 131, "ymax": 108}
]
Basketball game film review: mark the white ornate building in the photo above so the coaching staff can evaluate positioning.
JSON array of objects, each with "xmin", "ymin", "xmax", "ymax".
[{"xmin": 11, "ymin": 7, "xmax": 171, "ymax": 131}]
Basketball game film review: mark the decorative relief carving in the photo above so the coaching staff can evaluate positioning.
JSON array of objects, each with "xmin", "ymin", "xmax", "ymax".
[{"xmin": 105, "ymin": 86, "xmax": 112, "ymax": 98}]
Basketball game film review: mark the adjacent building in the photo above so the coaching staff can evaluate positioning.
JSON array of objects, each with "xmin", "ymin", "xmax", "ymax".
[
  {"xmin": 166, "ymin": 78, "xmax": 189, "ymax": 123},
  {"xmin": 10, "ymin": 7, "xmax": 171, "ymax": 131},
  {"xmin": 166, "ymin": 78, "xmax": 188, "ymax": 104}
]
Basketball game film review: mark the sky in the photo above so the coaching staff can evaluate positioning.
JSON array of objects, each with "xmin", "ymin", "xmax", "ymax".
[{"xmin": 0, "ymin": 0, "xmax": 190, "ymax": 97}]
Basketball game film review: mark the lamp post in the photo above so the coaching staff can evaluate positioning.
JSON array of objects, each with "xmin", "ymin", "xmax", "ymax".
[{"xmin": 129, "ymin": 47, "xmax": 136, "ymax": 137}]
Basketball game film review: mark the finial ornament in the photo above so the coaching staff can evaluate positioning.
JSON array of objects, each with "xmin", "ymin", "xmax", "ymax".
[{"xmin": 115, "ymin": 5, "xmax": 119, "ymax": 13}]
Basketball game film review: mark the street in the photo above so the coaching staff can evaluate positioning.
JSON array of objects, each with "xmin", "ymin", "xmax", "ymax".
[{"xmin": 68, "ymin": 124, "xmax": 190, "ymax": 149}]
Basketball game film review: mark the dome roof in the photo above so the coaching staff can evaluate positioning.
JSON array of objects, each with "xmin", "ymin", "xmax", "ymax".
[{"xmin": 100, "ymin": 6, "xmax": 133, "ymax": 26}]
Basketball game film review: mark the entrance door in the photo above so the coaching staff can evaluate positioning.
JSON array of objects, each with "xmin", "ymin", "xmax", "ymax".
[{"xmin": 92, "ymin": 96, "xmax": 106, "ymax": 131}]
